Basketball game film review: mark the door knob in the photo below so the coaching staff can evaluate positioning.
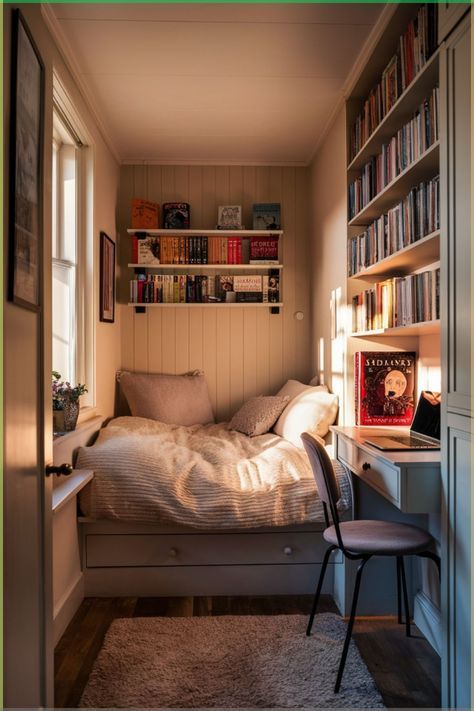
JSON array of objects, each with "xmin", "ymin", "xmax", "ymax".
[{"xmin": 45, "ymin": 463, "xmax": 73, "ymax": 477}]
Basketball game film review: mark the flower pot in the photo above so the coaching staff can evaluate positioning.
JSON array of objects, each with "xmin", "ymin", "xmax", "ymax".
[
  {"xmin": 63, "ymin": 399, "xmax": 80, "ymax": 431},
  {"xmin": 53, "ymin": 409, "xmax": 65, "ymax": 433}
]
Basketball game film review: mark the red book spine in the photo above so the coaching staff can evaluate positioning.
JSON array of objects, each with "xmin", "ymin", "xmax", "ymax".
[
  {"xmin": 137, "ymin": 280, "xmax": 144, "ymax": 303},
  {"xmin": 227, "ymin": 238, "xmax": 233, "ymax": 265},
  {"xmin": 132, "ymin": 236, "xmax": 138, "ymax": 263},
  {"xmin": 354, "ymin": 351, "xmax": 360, "ymax": 425},
  {"xmin": 236, "ymin": 237, "xmax": 242, "ymax": 264}
]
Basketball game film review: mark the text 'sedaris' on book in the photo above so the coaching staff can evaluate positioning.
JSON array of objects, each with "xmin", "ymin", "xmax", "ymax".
[{"xmin": 355, "ymin": 350, "xmax": 416, "ymax": 426}]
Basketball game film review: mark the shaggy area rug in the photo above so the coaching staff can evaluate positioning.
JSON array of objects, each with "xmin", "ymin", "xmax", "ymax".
[{"xmin": 80, "ymin": 613, "xmax": 384, "ymax": 708}]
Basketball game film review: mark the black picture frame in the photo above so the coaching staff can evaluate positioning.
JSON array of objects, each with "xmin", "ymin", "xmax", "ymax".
[
  {"xmin": 100, "ymin": 231, "xmax": 115, "ymax": 323},
  {"xmin": 8, "ymin": 9, "xmax": 45, "ymax": 311}
]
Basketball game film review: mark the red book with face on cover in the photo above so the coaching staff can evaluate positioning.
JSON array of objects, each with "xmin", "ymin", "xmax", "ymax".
[{"xmin": 355, "ymin": 351, "xmax": 417, "ymax": 426}]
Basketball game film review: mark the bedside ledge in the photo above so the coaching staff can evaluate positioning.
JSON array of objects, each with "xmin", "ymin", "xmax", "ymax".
[
  {"xmin": 53, "ymin": 415, "xmax": 105, "ymax": 466},
  {"xmin": 52, "ymin": 470, "xmax": 94, "ymax": 513}
]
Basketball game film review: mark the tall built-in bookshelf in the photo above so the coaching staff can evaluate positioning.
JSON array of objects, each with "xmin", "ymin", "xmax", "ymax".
[
  {"xmin": 127, "ymin": 228, "xmax": 284, "ymax": 313},
  {"xmin": 345, "ymin": 3, "xmax": 441, "ymax": 412}
]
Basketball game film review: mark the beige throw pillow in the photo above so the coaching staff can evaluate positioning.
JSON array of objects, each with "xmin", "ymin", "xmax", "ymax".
[
  {"xmin": 120, "ymin": 371, "xmax": 214, "ymax": 426},
  {"xmin": 276, "ymin": 379, "xmax": 329, "ymax": 401},
  {"xmin": 228, "ymin": 395, "xmax": 290, "ymax": 437},
  {"xmin": 273, "ymin": 389, "xmax": 339, "ymax": 448}
]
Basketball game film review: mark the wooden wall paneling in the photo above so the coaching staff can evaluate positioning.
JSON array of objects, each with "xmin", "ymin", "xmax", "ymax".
[
  {"xmin": 161, "ymin": 309, "xmax": 177, "ymax": 373},
  {"xmin": 242, "ymin": 166, "xmax": 257, "ymax": 228},
  {"xmin": 147, "ymin": 165, "xmax": 163, "ymax": 206},
  {"xmin": 281, "ymin": 168, "xmax": 296, "ymax": 381},
  {"xmin": 161, "ymin": 166, "xmax": 176, "ymax": 204},
  {"xmin": 243, "ymin": 309, "xmax": 258, "ymax": 401},
  {"xmin": 175, "ymin": 308, "xmax": 190, "ymax": 374},
  {"xmin": 214, "ymin": 166, "xmax": 231, "ymax": 222},
  {"xmin": 174, "ymin": 166, "xmax": 190, "ymax": 203},
  {"xmin": 121, "ymin": 306, "xmax": 135, "ymax": 371},
  {"xmin": 119, "ymin": 165, "xmax": 135, "ymax": 303},
  {"xmin": 201, "ymin": 167, "xmax": 217, "ymax": 229},
  {"xmin": 133, "ymin": 312, "xmax": 149, "ymax": 373},
  {"xmin": 188, "ymin": 166, "xmax": 203, "ymax": 228},
  {"xmin": 294, "ymin": 168, "xmax": 311, "ymax": 383},
  {"xmin": 202, "ymin": 308, "xmax": 218, "ymax": 415},
  {"xmin": 147, "ymin": 308, "xmax": 163, "ymax": 374},
  {"xmin": 215, "ymin": 309, "xmax": 231, "ymax": 421},
  {"xmin": 229, "ymin": 308, "xmax": 245, "ymax": 416},
  {"xmin": 188, "ymin": 308, "xmax": 204, "ymax": 372},
  {"xmin": 255, "ymin": 309, "xmax": 271, "ymax": 396},
  {"xmin": 133, "ymin": 164, "xmax": 147, "ymax": 201}
]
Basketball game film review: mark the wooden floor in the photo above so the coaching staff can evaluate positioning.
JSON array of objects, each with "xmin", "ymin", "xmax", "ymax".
[{"xmin": 55, "ymin": 595, "xmax": 441, "ymax": 708}]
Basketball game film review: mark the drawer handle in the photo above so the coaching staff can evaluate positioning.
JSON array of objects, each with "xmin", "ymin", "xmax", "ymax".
[
  {"xmin": 168, "ymin": 547, "xmax": 178, "ymax": 557},
  {"xmin": 362, "ymin": 462, "xmax": 371, "ymax": 471},
  {"xmin": 283, "ymin": 546, "xmax": 293, "ymax": 556}
]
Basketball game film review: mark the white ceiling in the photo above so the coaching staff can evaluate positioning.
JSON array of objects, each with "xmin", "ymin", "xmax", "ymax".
[{"xmin": 49, "ymin": 3, "xmax": 384, "ymax": 165}]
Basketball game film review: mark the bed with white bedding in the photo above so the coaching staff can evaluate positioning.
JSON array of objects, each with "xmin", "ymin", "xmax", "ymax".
[
  {"xmin": 75, "ymin": 415, "xmax": 353, "ymax": 601},
  {"xmin": 76, "ymin": 416, "xmax": 351, "ymax": 529}
]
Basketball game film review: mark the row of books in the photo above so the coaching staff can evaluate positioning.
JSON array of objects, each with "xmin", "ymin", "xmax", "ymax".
[
  {"xmin": 348, "ymin": 88, "xmax": 439, "ymax": 220},
  {"xmin": 129, "ymin": 274, "xmax": 280, "ymax": 304},
  {"xmin": 352, "ymin": 267, "xmax": 440, "ymax": 333},
  {"xmin": 348, "ymin": 175, "xmax": 439, "ymax": 276},
  {"xmin": 131, "ymin": 199, "xmax": 281, "ymax": 231},
  {"xmin": 131, "ymin": 235, "xmax": 279, "ymax": 266},
  {"xmin": 349, "ymin": 4, "xmax": 438, "ymax": 160}
]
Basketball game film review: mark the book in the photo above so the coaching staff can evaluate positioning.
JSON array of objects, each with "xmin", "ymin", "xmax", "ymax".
[
  {"xmin": 131, "ymin": 199, "xmax": 159, "ymax": 229},
  {"xmin": 162, "ymin": 202, "xmax": 190, "ymax": 229},
  {"xmin": 252, "ymin": 203, "xmax": 281, "ymax": 230},
  {"xmin": 355, "ymin": 351, "xmax": 417, "ymax": 426},
  {"xmin": 217, "ymin": 205, "xmax": 242, "ymax": 230},
  {"xmin": 215, "ymin": 275, "xmax": 234, "ymax": 301},
  {"xmin": 137, "ymin": 236, "xmax": 161, "ymax": 265},
  {"xmin": 249, "ymin": 236, "xmax": 279, "ymax": 263},
  {"xmin": 233, "ymin": 275, "xmax": 263, "ymax": 292}
]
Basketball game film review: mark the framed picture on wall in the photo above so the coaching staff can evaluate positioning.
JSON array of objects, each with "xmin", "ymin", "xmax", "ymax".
[
  {"xmin": 8, "ymin": 9, "xmax": 45, "ymax": 311},
  {"xmin": 100, "ymin": 231, "xmax": 115, "ymax": 323}
]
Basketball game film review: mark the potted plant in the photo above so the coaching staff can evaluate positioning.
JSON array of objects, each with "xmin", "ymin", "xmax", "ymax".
[{"xmin": 52, "ymin": 371, "xmax": 88, "ymax": 432}]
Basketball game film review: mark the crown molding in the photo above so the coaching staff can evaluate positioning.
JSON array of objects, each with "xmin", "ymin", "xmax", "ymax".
[
  {"xmin": 121, "ymin": 158, "xmax": 308, "ymax": 168},
  {"xmin": 306, "ymin": 2, "xmax": 397, "ymax": 166},
  {"xmin": 41, "ymin": 3, "xmax": 121, "ymax": 165}
]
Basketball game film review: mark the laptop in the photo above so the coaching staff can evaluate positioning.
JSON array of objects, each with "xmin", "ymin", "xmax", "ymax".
[{"xmin": 364, "ymin": 391, "xmax": 441, "ymax": 451}]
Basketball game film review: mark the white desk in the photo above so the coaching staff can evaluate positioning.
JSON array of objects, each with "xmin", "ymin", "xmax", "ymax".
[{"xmin": 331, "ymin": 426, "xmax": 441, "ymax": 514}]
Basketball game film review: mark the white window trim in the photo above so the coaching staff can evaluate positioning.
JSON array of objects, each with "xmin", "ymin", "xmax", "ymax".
[{"xmin": 53, "ymin": 71, "xmax": 96, "ymax": 412}]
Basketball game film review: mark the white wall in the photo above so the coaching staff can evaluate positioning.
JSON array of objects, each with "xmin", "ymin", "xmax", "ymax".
[{"xmin": 118, "ymin": 164, "xmax": 312, "ymax": 421}]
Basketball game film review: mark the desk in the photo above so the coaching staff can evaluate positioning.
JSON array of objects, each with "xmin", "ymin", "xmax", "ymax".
[{"xmin": 331, "ymin": 426, "xmax": 441, "ymax": 514}]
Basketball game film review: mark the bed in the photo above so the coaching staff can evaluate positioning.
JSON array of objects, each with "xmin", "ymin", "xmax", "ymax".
[{"xmin": 75, "ymin": 409, "xmax": 353, "ymax": 603}]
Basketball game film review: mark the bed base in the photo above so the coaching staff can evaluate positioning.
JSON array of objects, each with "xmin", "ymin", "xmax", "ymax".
[{"xmin": 79, "ymin": 519, "xmax": 345, "ymax": 601}]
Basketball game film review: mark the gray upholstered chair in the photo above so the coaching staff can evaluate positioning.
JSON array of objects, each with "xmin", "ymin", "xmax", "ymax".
[{"xmin": 301, "ymin": 431, "xmax": 440, "ymax": 694}]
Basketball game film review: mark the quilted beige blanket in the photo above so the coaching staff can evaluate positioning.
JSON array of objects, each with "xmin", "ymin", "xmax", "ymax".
[{"xmin": 76, "ymin": 416, "xmax": 351, "ymax": 528}]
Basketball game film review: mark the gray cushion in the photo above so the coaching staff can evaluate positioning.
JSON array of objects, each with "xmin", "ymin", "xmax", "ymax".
[
  {"xmin": 324, "ymin": 520, "xmax": 434, "ymax": 556},
  {"xmin": 228, "ymin": 395, "xmax": 290, "ymax": 437}
]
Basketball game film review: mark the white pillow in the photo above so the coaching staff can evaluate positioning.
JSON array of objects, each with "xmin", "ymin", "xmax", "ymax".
[
  {"xmin": 273, "ymin": 389, "xmax": 339, "ymax": 448},
  {"xmin": 276, "ymin": 379, "xmax": 328, "ymax": 401}
]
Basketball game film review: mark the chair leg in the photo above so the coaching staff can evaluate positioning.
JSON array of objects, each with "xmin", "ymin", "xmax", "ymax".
[
  {"xmin": 418, "ymin": 551, "xmax": 441, "ymax": 580},
  {"xmin": 306, "ymin": 545, "xmax": 336, "ymax": 636},
  {"xmin": 334, "ymin": 557, "xmax": 370, "ymax": 694},
  {"xmin": 399, "ymin": 556, "xmax": 411, "ymax": 637},
  {"xmin": 396, "ymin": 557, "xmax": 402, "ymax": 624}
]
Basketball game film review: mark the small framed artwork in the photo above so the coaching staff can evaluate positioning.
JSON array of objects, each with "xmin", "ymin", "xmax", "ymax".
[
  {"xmin": 8, "ymin": 9, "xmax": 45, "ymax": 311},
  {"xmin": 100, "ymin": 231, "xmax": 115, "ymax": 323}
]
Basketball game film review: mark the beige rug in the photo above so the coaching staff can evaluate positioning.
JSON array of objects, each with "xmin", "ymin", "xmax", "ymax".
[{"xmin": 80, "ymin": 613, "xmax": 384, "ymax": 708}]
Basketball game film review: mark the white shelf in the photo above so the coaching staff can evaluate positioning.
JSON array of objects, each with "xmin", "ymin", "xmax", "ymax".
[
  {"xmin": 52, "ymin": 470, "xmax": 94, "ymax": 514},
  {"xmin": 350, "ymin": 231, "xmax": 440, "ymax": 280},
  {"xmin": 349, "ymin": 141, "xmax": 440, "ymax": 226},
  {"xmin": 128, "ymin": 263, "xmax": 283, "ymax": 271},
  {"xmin": 127, "ymin": 228, "xmax": 283, "ymax": 237},
  {"xmin": 128, "ymin": 302, "xmax": 283, "ymax": 308},
  {"xmin": 348, "ymin": 49, "xmax": 440, "ymax": 172},
  {"xmin": 351, "ymin": 320, "xmax": 440, "ymax": 338}
]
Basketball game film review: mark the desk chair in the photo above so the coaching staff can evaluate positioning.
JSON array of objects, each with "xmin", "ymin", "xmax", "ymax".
[{"xmin": 301, "ymin": 432, "xmax": 440, "ymax": 694}]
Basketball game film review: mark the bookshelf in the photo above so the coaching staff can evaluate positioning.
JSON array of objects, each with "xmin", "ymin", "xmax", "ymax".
[
  {"xmin": 346, "ymin": 4, "xmax": 441, "ymax": 377},
  {"xmin": 127, "ymin": 228, "xmax": 283, "ymax": 312}
]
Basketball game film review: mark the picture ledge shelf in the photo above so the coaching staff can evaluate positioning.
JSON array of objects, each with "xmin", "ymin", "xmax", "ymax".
[
  {"xmin": 129, "ymin": 263, "xmax": 283, "ymax": 271},
  {"xmin": 127, "ymin": 229, "xmax": 284, "ymax": 237}
]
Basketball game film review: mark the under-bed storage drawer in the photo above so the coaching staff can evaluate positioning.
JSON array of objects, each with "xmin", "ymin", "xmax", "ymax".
[
  {"xmin": 336, "ymin": 436, "xmax": 400, "ymax": 508},
  {"xmin": 85, "ymin": 531, "xmax": 333, "ymax": 568}
]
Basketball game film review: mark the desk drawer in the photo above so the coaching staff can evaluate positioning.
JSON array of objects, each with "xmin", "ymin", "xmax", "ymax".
[
  {"xmin": 85, "ymin": 531, "xmax": 333, "ymax": 568},
  {"xmin": 337, "ymin": 437, "xmax": 400, "ymax": 507}
]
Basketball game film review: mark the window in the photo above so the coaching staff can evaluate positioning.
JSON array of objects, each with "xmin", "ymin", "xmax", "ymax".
[{"xmin": 52, "ymin": 86, "xmax": 94, "ymax": 408}]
